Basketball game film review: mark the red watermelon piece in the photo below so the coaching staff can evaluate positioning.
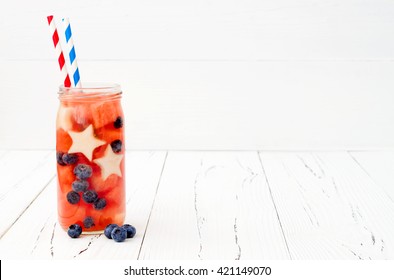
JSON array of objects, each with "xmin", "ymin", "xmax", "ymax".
[
  {"xmin": 56, "ymin": 129, "xmax": 72, "ymax": 152},
  {"xmin": 90, "ymin": 100, "xmax": 123, "ymax": 129}
]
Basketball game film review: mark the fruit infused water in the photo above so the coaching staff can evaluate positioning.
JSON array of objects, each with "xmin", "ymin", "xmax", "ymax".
[{"xmin": 56, "ymin": 84, "xmax": 125, "ymax": 233}]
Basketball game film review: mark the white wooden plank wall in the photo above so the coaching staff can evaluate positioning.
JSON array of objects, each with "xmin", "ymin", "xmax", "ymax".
[{"xmin": 1, "ymin": 0, "xmax": 394, "ymax": 150}]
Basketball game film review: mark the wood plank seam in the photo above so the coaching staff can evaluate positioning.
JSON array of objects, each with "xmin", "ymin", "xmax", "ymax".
[
  {"xmin": 257, "ymin": 151, "xmax": 293, "ymax": 259},
  {"xmin": 30, "ymin": 216, "xmax": 51, "ymax": 255},
  {"xmin": 137, "ymin": 151, "xmax": 168, "ymax": 259},
  {"xmin": 0, "ymin": 174, "xmax": 56, "ymax": 240},
  {"xmin": 0, "ymin": 151, "xmax": 53, "ymax": 203},
  {"xmin": 348, "ymin": 151, "xmax": 394, "ymax": 204},
  {"xmin": 194, "ymin": 159, "xmax": 204, "ymax": 260}
]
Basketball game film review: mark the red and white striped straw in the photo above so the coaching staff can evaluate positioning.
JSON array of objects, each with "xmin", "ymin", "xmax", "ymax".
[{"xmin": 47, "ymin": 15, "xmax": 71, "ymax": 87}]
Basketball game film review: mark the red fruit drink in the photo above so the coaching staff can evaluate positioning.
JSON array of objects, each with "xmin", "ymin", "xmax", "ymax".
[{"xmin": 56, "ymin": 84, "xmax": 125, "ymax": 233}]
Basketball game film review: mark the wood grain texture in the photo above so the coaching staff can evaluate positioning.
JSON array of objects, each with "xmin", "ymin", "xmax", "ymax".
[
  {"xmin": 1, "ymin": 150, "xmax": 394, "ymax": 260},
  {"xmin": 259, "ymin": 152, "xmax": 394, "ymax": 259},
  {"xmin": 138, "ymin": 151, "xmax": 290, "ymax": 260},
  {"xmin": 0, "ymin": 151, "xmax": 55, "ymax": 238},
  {"xmin": 0, "ymin": 151, "xmax": 166, "ymax": 259},
  {"xmin": 349, "ymin": 151, "xmax": 394, "ymax": 202}
]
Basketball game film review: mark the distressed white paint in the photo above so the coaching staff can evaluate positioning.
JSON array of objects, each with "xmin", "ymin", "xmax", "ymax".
[
  {"xmin": 349, "ymin": 151, "xmax": 394, "ymax": 203},
  {"xmin": 259, "ymin": 152, "xmax": 394, "ymax": 259},
  {"xmin": 0, "ymin": 151, "xmax": 166, "ymax": 259},
  {"xmin": 0, "ymin": 151, "xmax": 55, "ymax": 238},
  {"xmin": 1, "ymin": 150, "xmax": 394, "ymax": 259},
  {"xmin": 139, "ymin": 152, "xmax": 290, "ymax": 260}
]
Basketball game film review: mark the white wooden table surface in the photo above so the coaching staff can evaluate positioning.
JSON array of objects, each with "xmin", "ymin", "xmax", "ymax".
[{"xmin": 0, "ymin": 150, "xmax": 393, "ymax": 260}]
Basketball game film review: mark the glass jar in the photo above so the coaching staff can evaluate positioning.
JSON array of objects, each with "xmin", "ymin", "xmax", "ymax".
[{"xmin": 56, "ymin": 83, "xmax": 125, "ymax": 233}]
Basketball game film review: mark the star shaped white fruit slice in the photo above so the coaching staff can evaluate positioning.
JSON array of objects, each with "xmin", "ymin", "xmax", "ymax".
[
  {"xmin": 93, "ymin": 145, "xmax": 124, "ymax": 180},
  {"xmin": 68, "ymin": 124, "xmax": 106, "ymax": 161}
]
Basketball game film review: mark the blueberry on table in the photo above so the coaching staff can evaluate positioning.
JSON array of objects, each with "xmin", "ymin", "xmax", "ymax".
[
  {"xmin": 114, "ymin": 116, "xmax": 123, "ymax": 128},
  {"xmin": 66, "ymin": 191, "xmax": 80, "ymax": 204},
  {"xmin": 93, "ymin": 198, "xmax": 107, "ymax": 210},
  {"xmin": 67, "ymin": 224, "xmax": 82, "ymax": 238},
  {"xmin": 104, "ymin": 224, "xmax": 119, "ymax": 239},
  {"xmin": 110, "ymin": 140, "xmax": 122, "ymax": 153},
  {"xmin": 62, "ymin": 153, "xmax": 78, "ymax": 165},
  {"xmin": 121, "ymin": 224, "xmax": 136, "ymax": 238},
  {"xmin": 111, "ymin": 227, "xmax": 127, "ymax": 242},
  {"xmin": 74, "ymin": 164, "xmax": 92, "ymax": 180},
  {"xmin": 82, "ymin": 190, "xmax": 98, "ymax": 203},
  {"xmin": 72, "ymin": 180, "xmax": 89, "ymax": 192},
  {"xmin": 56, "ymin": 152, "xmax": 66, "ymax": 166},
  {"xmin": 83, "ymin": 216, "xmax": 95, "ymax": 228}
]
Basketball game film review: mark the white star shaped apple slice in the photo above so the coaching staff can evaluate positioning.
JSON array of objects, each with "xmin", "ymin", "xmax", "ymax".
[
  {"xmin": 68, "ymin": 124, "xmax": 106, "ymax": 161},
  {"xmin": 93, "ymin": 145, "xmax": 124, "ymax": 180}
]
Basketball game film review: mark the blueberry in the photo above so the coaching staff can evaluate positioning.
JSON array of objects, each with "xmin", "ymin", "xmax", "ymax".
[
  {"xmin": 82, "ymin": 190, "xmax": 98, "ymax": 203},
  {"xmin": 114, "ymin": 116, "xmax": 123, "ymax": 128},
  {"xmin": 74, "ymin": 164, "xmax": 92, "ymax": 180},
  {"xmin": 121, "ymin": 224, "xmax": 136, "ymax": 238},
  {"xmin": 111, "ymin": 227, "xmax": 127, "ymax": 242},
  {"xmin": 110, "ymin": 140, "xmax": 122, "ymax": 153},
  {"xmin": 93, "ymin": 198, "xmax": 107, "ymax": 210},
  {"xmin": 62, "ymin": 153, "xmax": 78, "ymax": 165},
  {"xmin": 66, "ymin": 191, "xmax": 80, "ymax": 204},
  {"xmin": 67, "ymin": 224, "xmax": 82, "ymax": 238},
  {"xmin": 72, "ymin": 180, "xmax": 89, "ymax": 192},
  {"xmin": 83, "ymin": 216, "xmax": 95, "ymax": 228},
  {"xmin": 104, "ymin": 224, "xmax": 119, "ymax": 239},
  {"xmin": 56, "ymin": 152, "xmax": 66, "ymax": 166}
]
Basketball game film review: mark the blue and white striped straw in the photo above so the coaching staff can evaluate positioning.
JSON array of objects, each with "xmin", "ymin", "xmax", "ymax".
[{"xmin": 62, "ymin": 17, "xmax": 81, "ymax": 87}]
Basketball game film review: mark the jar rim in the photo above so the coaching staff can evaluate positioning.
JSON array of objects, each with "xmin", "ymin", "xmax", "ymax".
[{"xmin": 58, "ymin": 83, "xmax": 122, "ymax": 100}]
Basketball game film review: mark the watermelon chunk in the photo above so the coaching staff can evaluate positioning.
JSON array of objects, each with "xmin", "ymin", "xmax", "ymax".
[
  {"xmin": 56, "ymin": 129, "xmax": 72, "ymax": 152},
  {"xmin": 90, "ymin": 100, "xmax": 123, "ymax": 129}
]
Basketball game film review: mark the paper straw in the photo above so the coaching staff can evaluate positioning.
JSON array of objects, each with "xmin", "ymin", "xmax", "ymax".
[
  {"xmin": 62, "ymin": 18, "xmax": 81, "ymax": 87},
  {"xmin": 47, "ymin": 15, "xmax": 71, "ymax": 87}
]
